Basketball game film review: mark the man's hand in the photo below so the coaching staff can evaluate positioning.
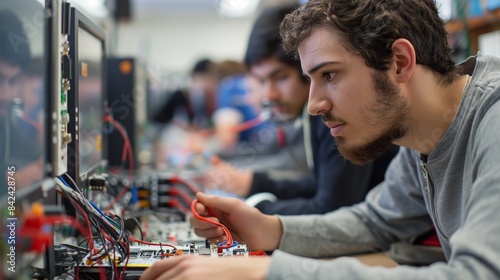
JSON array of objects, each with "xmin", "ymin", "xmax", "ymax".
[
  {"xmin": 202, "ymin": 156, "xmax": 253, "ymax": 197},
  {"xmin": 189, "ymin": 192, "xmax": 282, "ymax": 251},
  {"xmin": 140, "ymin": 255, "xmax": 271, "ymax": 280}
]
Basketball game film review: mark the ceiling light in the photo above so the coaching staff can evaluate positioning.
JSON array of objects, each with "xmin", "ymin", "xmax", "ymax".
[{"xmin": 216, "ymin": 0, "xmax": 261, "ymax": 18}]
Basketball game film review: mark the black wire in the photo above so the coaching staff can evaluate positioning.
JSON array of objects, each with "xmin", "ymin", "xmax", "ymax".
[
  {"xmin": 58, "ymin": 243, "xmax": 89, "ymax": 254},
  {"xmin": 78, "ymin": 236, "xmax": 105, "ymax": 254},
  {"xmin": 57, "ymin": 182, "xmax": 90, "ymax": 238},
  {"xmin": 80, "ymin": 272, "xmax": 96, "ymax": 280},
  {"xmin": 126, "ymin": 209, "xmax": 183, "ymax": 221},
  {"xmin": 125, "ymin": 217, "xmax": 144, "ymax": 240},
  {"xmin": 58, "ymin": 243, "xmax": 89, "ymax": 267},
  {"xmin": 112, "ymin": 214, "xmax": 128, "ymax": 264},
  {"xmin": 57, "ymin": 184, "xmax": 112, "ymax": 262},
  {"xmin": 118, "ymin": 234, "xmax": 131, "ymax": 280},
  {"xmin": 58, "ymin": 175, "xmax": 133, "ymax": 280},
  {"xmin": 62, "ymin": 173, "xmax": 84, "ymax": 195}
]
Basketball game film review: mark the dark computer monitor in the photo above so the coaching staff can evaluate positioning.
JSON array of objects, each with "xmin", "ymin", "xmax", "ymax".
[
  {"xmin": 107, "ymin": 57, "xmax": 154, "ymax": 170},
  {"xmin": 67, "ymin": 7, "xmax": 107, "ymax": 187}
]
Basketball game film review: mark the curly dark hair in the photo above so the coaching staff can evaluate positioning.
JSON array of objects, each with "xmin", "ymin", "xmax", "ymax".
[{"xmin": 280, "ymin": 0, "xmax": 459, "ymax": 84}]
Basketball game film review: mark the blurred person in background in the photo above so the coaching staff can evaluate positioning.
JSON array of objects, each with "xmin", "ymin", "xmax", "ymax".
[
  {"xmin": 213, "ymin": 70, "xmax": 310, "ymax": 179},
  {"xmin": 152, "ymin": 59, "xmax": 249, "ymax": 169},
  {"xmin": 153, "ymin": 58, "xmax": 219, "ymax": 130},
  {"xmin": 19, "ymin": 57, "xmax": 43, "ymax": 123},
  {"xmin": 0, "ymin": 9, "xmax": 43, "ymax": 192}
]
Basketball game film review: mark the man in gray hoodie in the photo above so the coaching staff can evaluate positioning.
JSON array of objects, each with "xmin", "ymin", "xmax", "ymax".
[{"xmin": 140, "ymin": 0, "xmax": 500, "ymax": 279}]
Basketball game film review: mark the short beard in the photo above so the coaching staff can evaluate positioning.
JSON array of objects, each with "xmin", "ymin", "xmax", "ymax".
[{"xmin": 337, "ymin": 70, "xmax": 410, "ymax": 165}]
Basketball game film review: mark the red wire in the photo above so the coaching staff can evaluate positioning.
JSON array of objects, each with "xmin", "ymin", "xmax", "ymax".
[
  {"xmin": 168, "ymin": 198, "xmax": 190, "ymax": 215},
  {"xmin": 103, "ymin": 114, "xmax": 134, "ymax": 279},
  {"xmin": 230, "ymin": 115, "xmax": 264, "ymax": 132},
  {"xmin": 104, "ymin": 115, "xmax": 134, "ymax": 211},
  {"xmin": 190, "ymin": 199, "xmax": 233, "ymax": 249},
  {"xmin": 56, "ymin": 190, "xmax": 95, "ymax": 251},
  {"xmin": 54, "ymin": 192, "xmax": 108, "ymax": 280},
  {"xmin": 47, "ymin": 214, "xmax": 107, "ymax": 279},
  {"xmin": 94, "ymin": 231, "xmax": 126, "ymax": 280},
  {"xmin": 169, "ymin": 187, "xmax": 194, "ymax": 205},
  {"xmin": 21, "ymin": 112, "xmax": 43, "ymax": 132},
  {"xmin": 193, "ymin": 114, "xmax": 265, "ymax": 139},
  {"xmin": 113, "ymin": 252, "xmax": 119, "ymax": 279},
  {"xmin": 169, "ymin": 176, "xmax": 202, "ymax": 194},
  {"xmin": 73, "ymin": 202, "xmax": 95, "ymax": 251},
  {"xmin": 119, "ymin": 240, "xmax": 130, "ymax": 280},
  {"xmin": 129, "ymin": 236, "xmax": 178, "ymax": 251},
  {"xmin": 105, "ymin": 115, "xmax": 134, "ymax": 172}
]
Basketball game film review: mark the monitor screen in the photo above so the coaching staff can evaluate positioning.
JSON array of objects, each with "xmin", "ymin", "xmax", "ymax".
[
  {"xmin": 67, "ymin": 7, "xmax": 106, "ymax": 181},
  {"xmin": 0, "ymin": 0, "xmax": 46, "ymax": 194},
  {"xmin": 78, "ymin": 27, "xmax": 104, "ymax": 176}
]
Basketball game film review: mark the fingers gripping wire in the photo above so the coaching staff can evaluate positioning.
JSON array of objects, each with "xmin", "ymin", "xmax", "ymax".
[{"xmin": 190, "ymin": 199, "xmax": 234, "ymax": 250}]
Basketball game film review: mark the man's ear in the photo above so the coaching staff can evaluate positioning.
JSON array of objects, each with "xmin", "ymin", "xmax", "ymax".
[{"xmin": 391, "ymin": 39, "xmax": 416, "ymax": 83}]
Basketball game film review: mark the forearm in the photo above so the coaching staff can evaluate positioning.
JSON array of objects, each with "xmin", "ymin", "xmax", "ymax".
[
  {"xmin": 268, "ymin": 250, "xmax": 492, "ymax": 280},
  {"xmin": 277, "ymin": 207, "xmax": 382, "ymax": 258},
  {"xmin": 276, "ymin": 183, "xmax": 434, "ymax": 258}
]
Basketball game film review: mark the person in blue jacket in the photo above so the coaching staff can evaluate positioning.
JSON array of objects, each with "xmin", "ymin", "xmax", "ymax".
[{"xmin": 202, "ymin": 3, "xmax": 398, "ymax": 215}]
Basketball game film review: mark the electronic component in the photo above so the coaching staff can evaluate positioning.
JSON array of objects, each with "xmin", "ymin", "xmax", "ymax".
[
  {"xmin": 76, "ymin": 242, "xmax": 252, "ymax": 279},
  {"xmin": 107, "ymin": 173, "xmax": 200, "ymax": 216},
  {"xmin": 47, "ymin": 0, "xmax": 72, "ymax": 176}
]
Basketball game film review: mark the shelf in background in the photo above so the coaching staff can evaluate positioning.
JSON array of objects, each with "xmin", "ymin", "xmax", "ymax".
[{"xmin": 445, "ymin": 8, "xmax": 500, "ymax": 33}]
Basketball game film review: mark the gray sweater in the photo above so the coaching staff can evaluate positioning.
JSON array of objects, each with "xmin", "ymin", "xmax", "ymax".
[{"xmin": 268, "ymin": 53, "xmax": 500, "ymax": 279}]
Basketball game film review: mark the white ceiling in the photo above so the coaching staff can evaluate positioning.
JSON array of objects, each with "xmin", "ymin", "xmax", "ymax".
[
  {"xmin": 113, "ymin": 0, "xmax": 300, "ymax": 74},
  {"xmin": 132, "ymin": 0, "xmax": 298, "ymax": 17},
  {"xmin": 134, "ymin": 0, "xmax": 216, "ymax": 16}
]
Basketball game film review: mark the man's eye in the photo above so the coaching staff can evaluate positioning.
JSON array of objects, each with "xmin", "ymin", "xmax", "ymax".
[{"xmin": 323, "ymin": 72, "xmax": 336, "ymax": 82}]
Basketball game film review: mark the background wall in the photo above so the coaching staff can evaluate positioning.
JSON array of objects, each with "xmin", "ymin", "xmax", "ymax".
[
  {"xmin": 110, "ymin": 0, "xmax": 298, "ymax": 75},
  {"xmin": 114, "ymin": 13, "xmax": 254, "ymax": 74}
]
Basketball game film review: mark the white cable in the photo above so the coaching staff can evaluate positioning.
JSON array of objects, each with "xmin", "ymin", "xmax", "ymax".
[
  {"xmin": 55, "ymin": 178, "xmax": 121, "ymax": 232},
  {"xmin": 245, "ymin": 192, "xmax": 277, "ymax": 207}
]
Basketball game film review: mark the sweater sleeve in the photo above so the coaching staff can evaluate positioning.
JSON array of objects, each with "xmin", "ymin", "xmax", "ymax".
[
  {"xmin": 275, "ymin": 149, "xmax": 432, "ymax": 257},
  {"xmin": 268, "ymin": 250, "xmax": 490, "ymax": 280}
]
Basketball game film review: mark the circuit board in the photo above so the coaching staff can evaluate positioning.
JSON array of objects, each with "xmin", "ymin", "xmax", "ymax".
[
  {"xmin": 80, "ymin": 242, "xmax": 250, "ymax": 267},
  {"xmin": 76, "ymin": 241, "xmax": 260, "ymax": 279}
]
